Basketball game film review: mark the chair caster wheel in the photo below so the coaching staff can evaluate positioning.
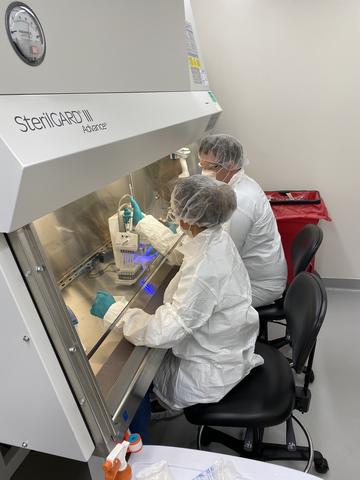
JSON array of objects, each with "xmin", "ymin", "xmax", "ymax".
[{"xmin": 314, "ymin": 457, "xmax": 329, "ymax": 474}]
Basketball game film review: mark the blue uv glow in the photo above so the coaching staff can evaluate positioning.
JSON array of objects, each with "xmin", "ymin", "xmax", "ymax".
[
  {"xmin": 133, "ymin": 245, "xmax": 158, "ymax": 264},
  {"xmin": 139, "ymin": 279, "xmax": 156, "ymax": 296},
  {"xmin": 133, "ymin": 252, "xmax": 158, "ymax": 264}
]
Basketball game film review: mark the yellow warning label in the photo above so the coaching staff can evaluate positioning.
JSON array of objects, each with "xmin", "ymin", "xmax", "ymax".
[{"xmin": 188, "ymin": 56, "xmax": 201, "ymax": 68}]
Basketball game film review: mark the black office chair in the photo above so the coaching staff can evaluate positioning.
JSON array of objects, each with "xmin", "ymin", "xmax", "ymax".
[
  {"xmin": 257, "ymin": 223, "xmax": 324, "ymax": 346},
  {"xmin": 184, "ymin": 272, "xmax": 329, "ymax": 474}
]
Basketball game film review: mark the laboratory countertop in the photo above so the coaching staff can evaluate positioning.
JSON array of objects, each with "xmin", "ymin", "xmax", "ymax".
[
  {"xmin": 129, "ymin": 445, "xmax": 318, "ymax": 479},
  {"xmin": 61, "ymin": 245, "xmax": 179, "ymax": 399},
  {"xmin": 62, "ymin": 250, "xmax": 164, "ymax": 355}
]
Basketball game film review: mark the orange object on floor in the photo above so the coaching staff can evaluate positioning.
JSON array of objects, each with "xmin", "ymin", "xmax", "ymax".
[{"xmin": 103, "ymin": 441, "xmax": 132, "ymax": 480}]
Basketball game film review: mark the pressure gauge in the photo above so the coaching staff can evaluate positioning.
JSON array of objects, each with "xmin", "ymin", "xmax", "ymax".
[{"xmin": 6, "ymin": 2, "xmax": 46, "ymax": 66}]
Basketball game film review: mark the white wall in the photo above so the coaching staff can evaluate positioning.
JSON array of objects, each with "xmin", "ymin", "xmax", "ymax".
[{"xmin": 192, "ymin": 0, "xmax": 360, "ymax": 280}]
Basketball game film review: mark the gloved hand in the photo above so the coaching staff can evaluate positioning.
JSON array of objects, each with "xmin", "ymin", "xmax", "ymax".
[
  {"xmin": 130, "ymin": 196, "xmax": 145, "ymax": 225},
  {"xmin": 164, "ymin": 221, "xmax": 177, "ymax": 234},
  {"xmin": 123, "ymin": 207, "xmax": 132, "ymax": 225},
  {"xmin": 90, "ymin": 291, "xmax": 116, "ymax": 319},
  {"xmin": 145, "ymin": 245, "xmax": 157, "ymax": 256}
]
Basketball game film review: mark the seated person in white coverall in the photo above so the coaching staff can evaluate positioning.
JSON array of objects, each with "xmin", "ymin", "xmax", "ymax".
[
  {"xmin": 198, "ymin": 134, "xmax": 287, "ymax": 307},
  {"xmin": 129, "ymin": 136, "xmax": 287, "ymax": 307},
  {"xmin": 92, "ymin": 175, "xmax": 263, "ymax": 412}
]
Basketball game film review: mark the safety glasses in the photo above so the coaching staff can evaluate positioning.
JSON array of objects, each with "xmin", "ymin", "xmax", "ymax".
[{"xmin": 198, "ymin": 161, "xmax": 222, "ymax": 171}]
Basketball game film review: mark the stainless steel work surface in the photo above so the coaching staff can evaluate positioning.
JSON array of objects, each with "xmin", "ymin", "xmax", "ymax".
[
  {"xmin": 90, "ymin": 265, "xmax": 177, "ymax": 400},
  {"xmin": 61, "ymin": 252, "xmax": 178, "ymax": 400},
  {"xmin": 61, "ymin": 250, "xmax": 163, "ymax": 355}
]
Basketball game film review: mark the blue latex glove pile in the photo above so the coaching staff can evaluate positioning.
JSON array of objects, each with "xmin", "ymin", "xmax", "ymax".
[{"xmin": 90, "ymin": 291, "xmax": 116, "ymax": 319}]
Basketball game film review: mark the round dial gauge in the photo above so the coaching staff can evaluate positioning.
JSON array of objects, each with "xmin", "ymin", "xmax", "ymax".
[{"xmin": 6, "ymin": 2, "xmax": 46, "ymax": 66}]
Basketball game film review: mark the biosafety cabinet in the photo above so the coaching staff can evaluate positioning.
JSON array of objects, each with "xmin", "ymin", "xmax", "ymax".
[{"xmin": 0, "ymin": 0, "xmax": 221, "ymax": 466}]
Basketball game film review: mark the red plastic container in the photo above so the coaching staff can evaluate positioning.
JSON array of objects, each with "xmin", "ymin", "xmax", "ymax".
[{"xmin": 265, "ymin": 191, "xmax": 331, "ymax": 282}]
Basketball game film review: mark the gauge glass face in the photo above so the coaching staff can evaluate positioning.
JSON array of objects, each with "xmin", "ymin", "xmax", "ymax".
[{"xmin": 6, "ymin": 3, "xmax": 45, "ymax": 65}]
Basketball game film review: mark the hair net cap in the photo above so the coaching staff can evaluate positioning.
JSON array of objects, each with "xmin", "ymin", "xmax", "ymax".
[
  {"xmin": 170, "ymin": 175, "xmax": 237, "ymax": 228},
  {"xmin": 199, "ymin": 134, "xmax": 248, "ymax": 170}
]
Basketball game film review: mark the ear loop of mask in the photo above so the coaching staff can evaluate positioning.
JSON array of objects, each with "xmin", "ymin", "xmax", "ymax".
[
  {"xmin": 206, "ymin": 166, "xmax": 233, "ymax": 183},
  {"xmin": 221, "ymin": 168, "xmax": 234, "ymax": 183}
]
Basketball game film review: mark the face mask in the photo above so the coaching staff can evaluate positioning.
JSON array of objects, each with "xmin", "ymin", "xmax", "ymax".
[
  {"xmin": 203, "ymin": 167, "xmax": 236, "ymax": 184},
  {"xmin": 201, "ymin": 169, "xmax": 217, "ymax": 178}
]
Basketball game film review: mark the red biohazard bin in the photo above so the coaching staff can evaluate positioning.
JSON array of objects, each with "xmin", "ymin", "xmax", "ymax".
[{"xmin": 265, "ymin": 190, "xmax": 331, "ymax": 282}]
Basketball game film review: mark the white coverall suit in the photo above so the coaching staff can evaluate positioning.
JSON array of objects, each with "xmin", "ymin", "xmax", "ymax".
[
  {"xmin": 227, "ymin": 170, "xmax": 287, "ymax": 307},
  {"xmin": 105, "ymin": 218, "xmax": 263, "ymax": 410},
  {"xmin": 125, "ymin": 169, "xmax": 287, "ymax": 307}
]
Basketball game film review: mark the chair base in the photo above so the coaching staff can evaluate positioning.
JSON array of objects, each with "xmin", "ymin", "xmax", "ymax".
[{"xmin": 198, "ymin": 425, "xmax": 329, "ymax": 474}]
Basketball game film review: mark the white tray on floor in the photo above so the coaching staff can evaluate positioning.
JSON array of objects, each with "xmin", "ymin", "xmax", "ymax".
[{"xmin": 129, "ymin": 445, "xmax": 318, "ymax": 479}]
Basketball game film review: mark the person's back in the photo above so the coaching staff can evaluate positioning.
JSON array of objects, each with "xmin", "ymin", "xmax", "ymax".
[
  {"xmin": 228, "ymin": 170, "xmax": 287, "ymax": 307},
  {"xmin": 199, "ymin": 134, "xmax": 287, "ymax": 307},
  {"xmin": 159, "ymin": 226, "xmax": 261, "ymax": 408}
]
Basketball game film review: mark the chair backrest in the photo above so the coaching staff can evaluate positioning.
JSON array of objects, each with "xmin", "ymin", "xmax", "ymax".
[
  {"xmin": 291, "ymin": 224, "xmax": 323, "ymax": 278},
  {"xmin": 284, "ymin": 272, "xmax": 327, "ymax": 374}
]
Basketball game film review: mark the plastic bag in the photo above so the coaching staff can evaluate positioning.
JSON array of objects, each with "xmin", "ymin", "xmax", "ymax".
[
  {"xmin": 135, "ymin": 460, "xmax": 173, "ymax": 480},
  {"xmin": 192, "ymin": 459, "xmax": 251, "ymax": 480},
  {"xmin": 265, "ymin": 190, "xmax": 330, "ymax": 222},
  {"xmin": 265, "ymin": 190, "xmax": 321, "ymax": 205}
]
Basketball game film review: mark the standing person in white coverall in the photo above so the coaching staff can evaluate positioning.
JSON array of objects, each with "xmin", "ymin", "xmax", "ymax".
[
  {"xmin": 198, "ymin": 134, "xmax": 287, "ymax": 307},
  {"xmin": 91, "ymin": 175, "xmax": 263, "ymax": 412}
]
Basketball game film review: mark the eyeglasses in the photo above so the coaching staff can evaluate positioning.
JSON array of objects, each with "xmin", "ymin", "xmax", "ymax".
[{"xmin": 198, "ymin": 162, "xmax": 222, "ymax": 171}]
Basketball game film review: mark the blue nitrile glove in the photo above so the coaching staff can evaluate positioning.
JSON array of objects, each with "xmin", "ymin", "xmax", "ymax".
[
  {"xmin": 123, "ymin": 207, "xmax": 132, "ymax": 225},
  {"xmin": 164, "ymin": 221, "xmax": 177, "ymax": 234},
  {"xmin": 67, "ymin": 306, "xmax": 78, "ymax": 326},
  {"xmin": 90, "ymin": 291, "xmax": 116, "ymax": 319},
  {"xmin": 130, "ymin": 196, "xmax": 145, "ymax": 225},
  {"xmin": 145, "ymin": 245, "xmax": 157, "ymax": 255}
]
